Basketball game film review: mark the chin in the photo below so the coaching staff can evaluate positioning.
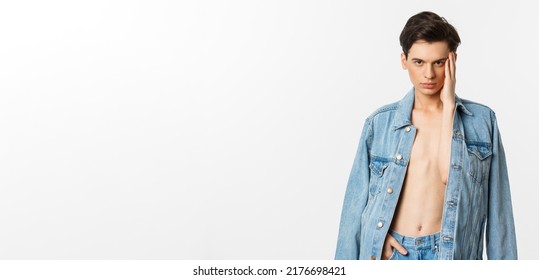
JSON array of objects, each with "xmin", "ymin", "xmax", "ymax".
[{"xmin": 415, "ymin": 86, "xmax": 442, "ymax": 96}]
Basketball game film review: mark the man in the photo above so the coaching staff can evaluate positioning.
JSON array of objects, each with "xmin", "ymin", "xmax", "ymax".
[{"xmin": 335, "ymin": 11, "xmax": 517, "ymax": 260}]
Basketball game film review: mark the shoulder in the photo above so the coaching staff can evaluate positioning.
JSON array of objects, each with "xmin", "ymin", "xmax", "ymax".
[
  {"xmin": 457, "ymin": 97, "xmax": 503, "ymax": 140},
  {"xmin": 365, "ymin": 100, "xmax": 400, "ymax": 121},
  {"xmin": 457, "ymin": 96, "xmax": 497, "ymax": 120},
  {"xmin": 459, "ymin": 97, "xmax": 494, "ymax": 113}
]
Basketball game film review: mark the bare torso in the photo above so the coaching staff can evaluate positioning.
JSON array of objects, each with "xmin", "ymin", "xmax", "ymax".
[{"xmin": 391, "ymin": 107, "xmax": 446, "ymax": 237}]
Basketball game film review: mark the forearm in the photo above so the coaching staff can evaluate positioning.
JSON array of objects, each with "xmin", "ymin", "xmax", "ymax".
[{"xmin": 438, "ymin": 103, "xmax": 455, "ymax": 185}]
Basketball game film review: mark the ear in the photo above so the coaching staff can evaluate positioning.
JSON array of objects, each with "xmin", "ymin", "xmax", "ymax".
[
  {"xmin": 400, "ymin": 52, "xmax": 408, "ymax": 70},
  {"xmin": 454, "ymin": 52, "xmax": 458, "ymax": 62}
]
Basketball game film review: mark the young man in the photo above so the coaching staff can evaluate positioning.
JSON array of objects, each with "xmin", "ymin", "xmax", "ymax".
[{"xmin": 335, "ymin": 11, "xmax": 517, "ymax": 260}]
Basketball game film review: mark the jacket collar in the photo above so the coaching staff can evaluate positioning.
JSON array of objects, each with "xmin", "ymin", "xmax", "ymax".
[{"xmin": 393, "ymin": 87, "xmax": 473, "ymax": 130}]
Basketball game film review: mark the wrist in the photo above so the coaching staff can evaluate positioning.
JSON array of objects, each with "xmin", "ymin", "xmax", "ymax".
[
  {"xmin": 443, "ymin": 102, "xmax": 455, "ymax": 112},
  {"xmin": 441, "ymin": 95, "xmax": 456, "ymax": 106}
]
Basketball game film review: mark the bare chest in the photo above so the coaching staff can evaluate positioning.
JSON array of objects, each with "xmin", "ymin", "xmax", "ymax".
[{"xmin": 409, "ymin": 113, "xmax": 442, "ymax": 167}]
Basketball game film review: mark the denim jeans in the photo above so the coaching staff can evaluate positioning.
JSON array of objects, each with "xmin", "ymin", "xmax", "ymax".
[{"xmin": 388, "ymin": 230, "xmax": 440, "ymax": 260}]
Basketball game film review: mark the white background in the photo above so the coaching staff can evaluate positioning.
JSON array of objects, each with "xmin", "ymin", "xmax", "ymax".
[{"xmin": 0, "ymin": 0, "xmax": 537, "ymax": 260}]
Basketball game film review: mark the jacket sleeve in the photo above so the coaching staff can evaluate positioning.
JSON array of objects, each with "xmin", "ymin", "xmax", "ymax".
[
  {"xmin": 486, "ymin": 112, "xmax": 518, "ymax": 259},
  {"xmin": 335, "ymin": 118, "xmax": 372, "ymax": 260}
]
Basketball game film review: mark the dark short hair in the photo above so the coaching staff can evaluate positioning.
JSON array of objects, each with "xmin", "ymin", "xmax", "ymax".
[{"xmin": 399, "ymin": 11, "xmax": 461, "ymax": 58}]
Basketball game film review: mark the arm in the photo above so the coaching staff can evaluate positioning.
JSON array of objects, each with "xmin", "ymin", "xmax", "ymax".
[
  {"xmin": 486, "ymin": 112, "xmax": 518, "ymax": 259},
  {"xmin": 335, "ymin": 118, "xmax": 372, "ymax": 259},
  {"xmin": 439, "ymin": 104, "xmax": 455, "ymax": 184},
  {"xmin": 439, "ymin": 52, "xmax": 456, "ymax": 184}
]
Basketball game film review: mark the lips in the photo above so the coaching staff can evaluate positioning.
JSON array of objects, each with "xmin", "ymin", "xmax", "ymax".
[{"xmin": 421, "ymin": 83, "xmax": 436, "ymax": 89}]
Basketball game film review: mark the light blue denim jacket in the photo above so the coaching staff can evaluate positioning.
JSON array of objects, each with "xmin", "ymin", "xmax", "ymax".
[{"xmin": 335, "ymin": 88, "xmax": 517, "ymax": 260}]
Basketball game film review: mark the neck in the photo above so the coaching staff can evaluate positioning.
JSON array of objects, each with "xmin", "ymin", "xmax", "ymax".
[{"xmin": 413, "ymin": 90, "xmax": 443, "ymax": 111}]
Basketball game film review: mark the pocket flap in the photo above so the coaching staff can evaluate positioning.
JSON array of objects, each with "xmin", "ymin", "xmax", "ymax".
[
  {"xmin": 466, "ymin": 141, "xmax": 493, "ymax": 160},
  {"xmin": 369, "ymin": 156, "xmax": 390, "ymax": 176}
]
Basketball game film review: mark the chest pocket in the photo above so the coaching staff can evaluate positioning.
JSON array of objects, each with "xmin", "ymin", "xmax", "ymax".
[
  {"xmin": 368, "ymin": 156, "xmax": 391, "ymax": 195},
  {"xmin": 466, "ymin": 141, "xmax": 493, "ymax": 185}
]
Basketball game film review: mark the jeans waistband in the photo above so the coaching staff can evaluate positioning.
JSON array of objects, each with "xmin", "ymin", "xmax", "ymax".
[{"xmin": 390, "ymin": 230, "xmax": 440, "ymax": 251}]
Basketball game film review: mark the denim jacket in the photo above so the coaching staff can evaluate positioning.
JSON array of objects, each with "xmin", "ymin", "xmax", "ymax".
[{"xmin": 335, "ymin": 88, "xmax": 517, "ymax": 260}]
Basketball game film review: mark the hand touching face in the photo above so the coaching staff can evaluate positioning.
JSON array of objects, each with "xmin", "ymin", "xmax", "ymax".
[
  {"xmin": 440, "ymin": 51, "xmax": 456, "ymax": 105},
  {"xmin": 401, "ymin": 40, "xmax": 454, "ymax": 98}
]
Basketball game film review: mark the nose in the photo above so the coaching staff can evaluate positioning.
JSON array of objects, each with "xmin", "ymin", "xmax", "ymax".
[{"xmin": 424, "ymin": 65, "xmax": 435, "ymax": 79}]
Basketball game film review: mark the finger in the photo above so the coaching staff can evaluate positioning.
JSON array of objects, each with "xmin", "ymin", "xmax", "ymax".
[
  {"xmin": 382, "ymin": 248, "xmax": 393, "ymax": 260},
  {"xmin": 451, "ymin": 52, "xmax": 456, "ymax": 79},
  {"xmin": 451, "ymin": 52, "xmax": 456, "ymax": 80},
  {"xmin": 444, "ymin": 53, "xmax": 451, "ymax": 79},
  {"xmin": 449, "ymin": 52, "xmax": 453, "ymax": 79},
  {"xmin": 390, "ymin": 239, "xmax": 408, "ymax": 255},
  {"xmin": 448, "ymin": 52, "xmax": 456, "ymax": 80},
  {"xmin": 382, "ymin": 235, "xmax": 396, "ymax": 259}
]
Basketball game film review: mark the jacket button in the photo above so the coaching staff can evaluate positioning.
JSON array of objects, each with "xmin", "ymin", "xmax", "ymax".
[
  {"xmin": 396, "ymin": 154, "xmax": 403, "ymax": 160},
  {"xmin": 377, "ymin": 222, "xmax": 384, "ymax": 228},
  {"xmin": 405, "ymin": 126, "xmax": 411, "ymax": 132},
  {"xmin": 370, "ymin": 255, "xmax": 376, "ymax": 260},
  {"xmin": 387, "ymin": 187, "xmax": 393, "ymax": 194}
]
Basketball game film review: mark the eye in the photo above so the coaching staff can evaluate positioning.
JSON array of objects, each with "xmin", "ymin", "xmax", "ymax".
[
  {"xmin": 414, "ymin": 60, "xmax": 423, "ymax": 65},
  {"xmin": 435, "ymin": 60, "xmax": 446, "ymax": 66}
]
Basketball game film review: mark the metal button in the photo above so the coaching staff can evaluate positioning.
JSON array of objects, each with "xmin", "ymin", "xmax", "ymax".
[
  {"xmin": 377, "ymin": 222, "xmax": 384, "ymax": 228},
  {"xmin": 396, "ymin": 154, "xmax": 403, "ymax": 160},
  {"xmin": 387, "ymin": 187, "xmax": 393, "ymax": 194},
  {"xmin": 405, "ymin": 126, "xmax": 411, "ymax": 132},
  {"xmin": 370, "ymin": 255, "xmax": 376, "ymax": 260}
]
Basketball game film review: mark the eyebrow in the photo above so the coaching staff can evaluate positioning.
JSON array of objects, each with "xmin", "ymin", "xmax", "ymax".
[{"xmin": 411, "ymin": 57, "xmax": 448, "ymax": 62}]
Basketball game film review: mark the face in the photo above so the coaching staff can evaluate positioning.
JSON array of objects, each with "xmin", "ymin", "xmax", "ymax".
[{"xmin": 401, "ymin": 40, "xmax": 453, "ymax": 97}]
